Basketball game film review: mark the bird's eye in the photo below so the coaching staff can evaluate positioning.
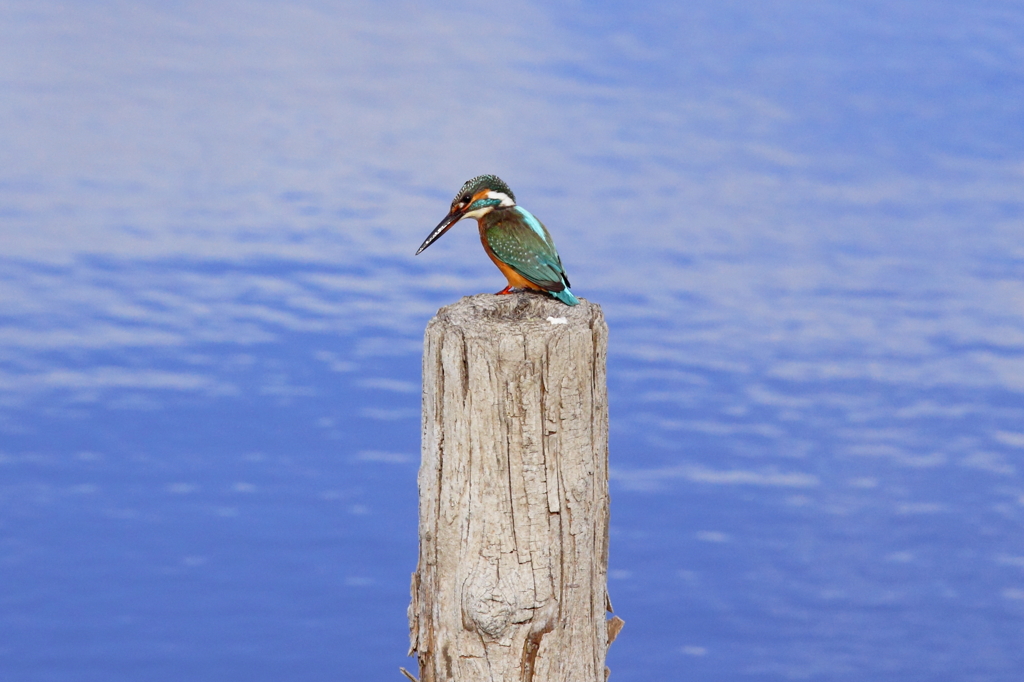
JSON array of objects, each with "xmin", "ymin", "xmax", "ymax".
[{"xmin": 462, "ymin": 195, "xmax": 471, "ymax": 204}]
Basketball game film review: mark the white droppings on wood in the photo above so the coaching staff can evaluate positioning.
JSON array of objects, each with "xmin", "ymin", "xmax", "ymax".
[{"xmin": 410, "ymin": 293, "xmax": 615, "ymax": 682}]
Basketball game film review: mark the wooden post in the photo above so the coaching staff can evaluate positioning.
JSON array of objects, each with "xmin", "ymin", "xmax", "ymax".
[{"xmin": 408, "ymin": 293, "xmax": 621, "ymax": 682}]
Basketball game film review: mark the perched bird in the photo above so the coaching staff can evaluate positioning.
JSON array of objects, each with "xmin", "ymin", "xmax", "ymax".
[{"xmin": 415, "ymin": 175, "xmax": 579, "ymax": 306}]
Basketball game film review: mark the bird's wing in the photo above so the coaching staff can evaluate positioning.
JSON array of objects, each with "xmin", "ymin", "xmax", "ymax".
[{"xmin": 485, "ymin": 210, "xmax": 570, "ymax": 292}]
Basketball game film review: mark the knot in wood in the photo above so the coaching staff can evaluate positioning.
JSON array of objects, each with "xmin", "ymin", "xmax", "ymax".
[{"xmin": 461, "ymin": 568, "xmax": 517, "ymax": 640}]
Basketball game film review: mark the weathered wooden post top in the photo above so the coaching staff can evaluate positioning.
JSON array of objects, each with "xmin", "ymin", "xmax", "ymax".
[{"xmin": 407, "ymin": 292, "xmax": 622, "ymax": 682}]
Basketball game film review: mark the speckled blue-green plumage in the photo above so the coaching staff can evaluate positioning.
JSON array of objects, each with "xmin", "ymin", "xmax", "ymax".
[{"xmin": 480, "ymin": 206, "xmax": 579, "ymax": 306}]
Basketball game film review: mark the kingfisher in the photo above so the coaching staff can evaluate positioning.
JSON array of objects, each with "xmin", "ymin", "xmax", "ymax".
[{"xmin": 415, "ymin": 175, "xmax": 579, "ymax": 306}]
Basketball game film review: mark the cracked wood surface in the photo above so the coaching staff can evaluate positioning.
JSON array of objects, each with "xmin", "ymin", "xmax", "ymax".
[{"xmin": 409, "ymin": 293, "xmax": 614, "ymax": 682}]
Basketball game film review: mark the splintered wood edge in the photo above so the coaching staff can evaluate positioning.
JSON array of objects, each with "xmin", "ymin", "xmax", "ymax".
[{"xmin": 606, "ymin": 616, "xmax": 625, "ymax": 645}]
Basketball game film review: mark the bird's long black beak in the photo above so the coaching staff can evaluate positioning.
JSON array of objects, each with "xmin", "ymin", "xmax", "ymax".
[{"xmin": 415, "ymin": 209, "xmax": 465, "ymax": 255}]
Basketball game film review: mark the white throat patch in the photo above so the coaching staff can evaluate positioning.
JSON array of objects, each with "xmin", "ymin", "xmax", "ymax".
[{"xmin": 463, "ymin": 205, "xmax": 493, "ymax": 219}]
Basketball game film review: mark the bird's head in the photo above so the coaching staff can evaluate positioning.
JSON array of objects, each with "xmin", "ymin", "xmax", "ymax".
[{"xmin": 415, "ymin": 175, "xmax": 516, "ymax": 255}]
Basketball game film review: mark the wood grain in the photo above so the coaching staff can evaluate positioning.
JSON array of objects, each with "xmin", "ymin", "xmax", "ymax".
[{"xmin": 409, "ymin": 293, "xmax": 615, "ymax": 682}]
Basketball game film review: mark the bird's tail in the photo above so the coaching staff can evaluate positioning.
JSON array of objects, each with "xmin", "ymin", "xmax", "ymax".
[{"xmin": 550, "ymin": 288, "xmax": 580, "ymax": 306}]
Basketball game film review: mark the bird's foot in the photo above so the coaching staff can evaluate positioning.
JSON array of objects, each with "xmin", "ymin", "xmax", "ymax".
[{"xmin": 495, "ymin": 286, "xmax": 516, "ymax": 295}]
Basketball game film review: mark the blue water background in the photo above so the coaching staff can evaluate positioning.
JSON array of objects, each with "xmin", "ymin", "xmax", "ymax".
[{"xmin": 2, "ymin": 1, "xmax": 1023, "ymax": 680}]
